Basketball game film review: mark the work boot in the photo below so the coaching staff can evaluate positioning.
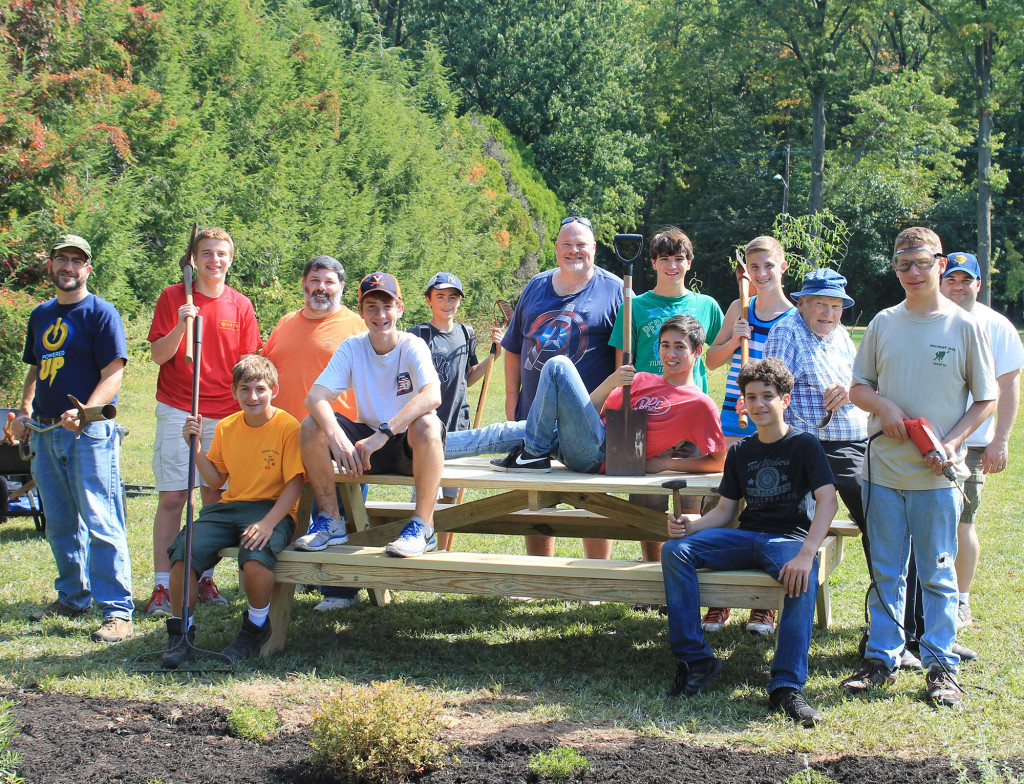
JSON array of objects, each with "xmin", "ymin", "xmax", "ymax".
[
  {"xmin": 91, "ymin": 617, "xmax": 133, "ymax": 643},
  {"xmin": 667, "ymin": 657, "xmax": 722, "ymax": 698},
  {"xmin": 841, "ymin": 659, "xmax": 898, "ymax": 695},
  {"xmin": 29, "ymin": 599, "xmax": 89, "ymax": 623},
  {"xmin": 221, "ymin": 612, "xmax": 272, "ymax": 660},
  {"xmin": 769, "ymin": 687, "xmax": 821, "ymax": 728},
  {"xmin": 162, "ymin": 618, "xmax": 197, "ymax": 668}
]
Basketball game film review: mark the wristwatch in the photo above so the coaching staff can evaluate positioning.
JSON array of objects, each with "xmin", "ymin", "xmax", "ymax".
[{"xmin": 378, "ymin": 422, "xmax": 395, "ymax": 441}]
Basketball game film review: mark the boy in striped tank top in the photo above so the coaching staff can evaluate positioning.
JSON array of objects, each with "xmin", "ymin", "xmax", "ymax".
[{"xmin": 703, "ymin": 235, "xmax": 796, "ymax": 635}]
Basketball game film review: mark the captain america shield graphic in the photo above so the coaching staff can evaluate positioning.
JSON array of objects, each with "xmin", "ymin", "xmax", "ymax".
[{"xmin": 523, "ymin": 305, "xmax": 589, "ymax": 371}]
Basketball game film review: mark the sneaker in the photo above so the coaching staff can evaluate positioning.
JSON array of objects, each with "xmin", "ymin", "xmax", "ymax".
[
  {"xmin": 746, "ymin": 608, "xmax": 777, "ymax": 636},
  {"xmin": 221, "ymin": 612, "xmax": 272, "ymax": 660},
  {"xmin": 314, "ymin": 594, "xmax": 363, "ymax": 612},
  {"xmin": 294, "ymin": 513, "xmax": 348, "ymax": 551},
  {"xmin": 841, "ymin": 659, "xmax": 898, "ymax": 695},
  {"xmin": 769, "ymin": 687, "xmax": 821, "ymax": 728},
  {"xmin": 490, "ymin": 444, "xmax": 551, "ymax": 473},
  {"xmin": 144, "ymin": 585, "xmax": 173, "ymax": 617},
  {"xmin": 701, "ymin": 607, "xmax": 731, "ymax": 633},
  {"xmin": 667, "ymin": 657, "xmax": 722, "ymax": 698},
  {"xmin": 899, "ymin": 648, "xmax": 924, "ymax": 672},
  {"xmin": 926, "ymin": 664, "xmax": 962, "ymax": 707},
  {"xmin": 384, "ymin": 518, "xmax": 438, "ymax": 557},
  {"xmin": 951, "ymin": 641, "xmax": 979, "ymax": 662},
  {"xmin": 91, "ymin": 617, "xmax": 133, "ymax": 643},
  {"xmin": 956, "ymin": 601, "xmax": 973, "ymax": 630},
  {"xmin": 198, "ymin": 576, "xmax": 228, "ymax": 606},
  {"xmin": 28, "ymin": 599, "xmax": 89, "ymax": 623},
  {"xmin": 162, "ymin": 618, "xmax": 197, "ymax": 668}
]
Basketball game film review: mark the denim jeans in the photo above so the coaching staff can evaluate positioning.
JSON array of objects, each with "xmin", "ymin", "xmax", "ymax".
[
  {"xmin": 862, "ymin": 482, "xmax": 960, "ymax": 671},
  {"xmin": 31, "ymin": 420, "xmax": 133, "ymax": 619},
  {"xmin": 661, "ymin": 528, "xmax": 819, "ymax": 692},
  {"xmin": 445, "ymin": 356, "xmax": 605, "ymax": 472}
]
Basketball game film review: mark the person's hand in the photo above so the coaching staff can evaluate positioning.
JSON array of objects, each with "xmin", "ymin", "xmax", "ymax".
[
  {"xmin": 983, "ymin": 439, "xmax": 1009, "ymax": 474},
  {"xmin": 667, "ymin": 513, "xmax": 699, "ymax": 538},
  {"xmin": 328, "ymin": 430, "xmax": 362, "ymax": 477},
  {"xmin": 778, "ymin": 551, "xmax": 815, "ymax": 597},
  {"xmin": 10, "ymin": 415, "xmax": 29, "ymax": 442},
  {"xmin": 241, "ymin": 519, "xmax": 274, "ymax": 551},
  {"xmin": 182, "ymin": 414, "xmax": 202, "ymax": 445},
  {"xmin": 613, "ymin": 364, "xmax": 636, "ymax": 388},
  {"xmin": 877, "ymin": 399, "xmax": 910, "ymax": 440},
  {"xmin": 354, "ymin": 431, "xmax": 388, "ymax": 471},
  {"xmin": 505, "ymin": 397, "xmax": 518, "ymax": 422},
  {"xmin": 732, "ymin": 317, "xmax": 752, "ymax": 345},
  {"xmin": 822, "ymin": 382, "xmax": 851, "ymax": 412},
  {"xmin": 58, "ymin": 408, "xmax": 81, "ymax": 433},
  {"xmin": 490, "ymin": 327, "xmax": 504, "ymax": 357},
  {"xmin": 177, "ymin": 302, "xmax": 199, "ymax": 326},
  {"xmin": 925, "ymin": 440, "xmax": 956, "ymax": 477}
]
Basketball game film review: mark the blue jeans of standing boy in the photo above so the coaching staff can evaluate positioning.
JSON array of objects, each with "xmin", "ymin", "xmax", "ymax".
[
  {"xmin": 661, "ymin": 528, "xmax": 819, "ymax": 693},
  {"xmin": 31, "ymin": 420, "xmax": 134, "ymax": 619},
  {"xmin": 862, "ymin": 483, "xmax": 961, "ymax": 672},
  {"xmin": 445, "ymin": 356, "xmax": 606, "ymax": 472}
]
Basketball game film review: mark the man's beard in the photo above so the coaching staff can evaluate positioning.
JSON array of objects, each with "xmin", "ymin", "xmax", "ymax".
[
  {"xmin": 306, "ymin": 291, "xmax": 341, "ymax": 314},
  {"xmin": 52, "ymin": 272, "xmax": 84, "ymax": 292}
]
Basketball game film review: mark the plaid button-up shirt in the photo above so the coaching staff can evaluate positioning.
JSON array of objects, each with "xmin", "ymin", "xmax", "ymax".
[{"xmin": 763, "ymin": 312, "xmax": 868, "ymax": 442}]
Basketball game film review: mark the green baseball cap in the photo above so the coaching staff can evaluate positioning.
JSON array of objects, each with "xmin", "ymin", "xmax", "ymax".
[{"xmin": 51, "ymin": 234, "xmax": 92, "ymax": 260}]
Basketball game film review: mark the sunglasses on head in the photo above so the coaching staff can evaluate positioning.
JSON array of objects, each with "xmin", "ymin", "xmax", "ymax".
[{"xmin": 560, "ymin": 216, "xmax": 593, "ymax": 230}]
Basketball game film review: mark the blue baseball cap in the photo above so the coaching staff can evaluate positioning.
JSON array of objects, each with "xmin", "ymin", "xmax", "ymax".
[
  {"xmin": 425, "ymin": 272, "xmax": 464, "ymax": 296},
  {"xmin": 942, "ymin": 252, "xmax": 981, "ymax": 280},
  {"xmin": 791, "ymin": 268, "xmax": 854, "ymax": 309}
]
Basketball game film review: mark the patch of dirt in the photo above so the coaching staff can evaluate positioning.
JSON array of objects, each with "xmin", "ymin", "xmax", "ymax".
[{"xmin": 4, "ymin": 687, "xmax": 1018, "ymax": 784}]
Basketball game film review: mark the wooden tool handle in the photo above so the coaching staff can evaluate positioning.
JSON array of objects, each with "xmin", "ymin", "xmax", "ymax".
[
  {"xmin": 737, "ymin": 271, "xmax": 751, "ymax": 429},
  {"xmin": 622, "ymin": 272, "xmax": 634, "ymax": 410},
  {"xmin": 183, "ymin": 266, "xmax": 195, "ymax": 365}
]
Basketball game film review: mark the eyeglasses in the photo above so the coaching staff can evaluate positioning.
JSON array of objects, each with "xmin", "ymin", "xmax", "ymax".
[
  {"xmin": 892, "ymin": 254, "xmax": 943, "ymax": 273},
  {"xmin": 51, "ymin": 254, "xmax": 88, "ymax": 268},
  {"xmin": 560, "ymin": 216, "xmax": 593, "ymax": 230}
]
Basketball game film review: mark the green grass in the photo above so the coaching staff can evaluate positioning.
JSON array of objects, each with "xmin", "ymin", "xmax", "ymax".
[{"xmin": 1, "ymin": 351, "xmax": 1023, "ymax": 763}]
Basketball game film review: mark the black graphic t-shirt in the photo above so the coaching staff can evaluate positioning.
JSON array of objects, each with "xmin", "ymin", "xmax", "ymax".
[
  {"xmin": 408, "ymin": 322, "xmax": 478, "ymax": 432},
  {"xmin": 717, "ymin": 429, "xmax": 835, "ymax": 540}
]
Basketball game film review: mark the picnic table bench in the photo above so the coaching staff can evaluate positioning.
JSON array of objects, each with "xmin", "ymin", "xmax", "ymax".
[{"xmin": 220, "ymin": 457, "xmax": 856, "ymax": 655}]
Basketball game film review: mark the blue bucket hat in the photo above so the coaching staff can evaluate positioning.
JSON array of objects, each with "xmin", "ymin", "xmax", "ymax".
[
  {"xmin": 942, "ymin": 252, "xmax": 981, "ymax": 280},
  {"xmin": 791, "ymin": 268, "xmax": 854, "ymax": 309}
]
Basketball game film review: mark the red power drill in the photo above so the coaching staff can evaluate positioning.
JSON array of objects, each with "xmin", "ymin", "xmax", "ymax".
[{"xmin": 904, "ymin": 417, "xmax": 968, "ymax": 502}]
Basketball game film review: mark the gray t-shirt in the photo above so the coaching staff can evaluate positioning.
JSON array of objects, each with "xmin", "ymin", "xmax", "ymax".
[
  {"xmin": 314, "ymin": 332, "xmax": 440, "ymax": 432},
  {"xmin": 852, "ymin": 301, "xmax": 997, "ymax": 489},
  {"xmin": 408, "ymin": 322, "xmax": 479, "ymax": 432}
]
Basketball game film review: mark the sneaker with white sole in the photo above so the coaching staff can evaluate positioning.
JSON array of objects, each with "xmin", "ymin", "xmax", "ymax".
[
  {"xmin": 490, "ymin": 444, "xmax": 551, "ymax": 473},
  {"xmin": 384, "ymin": 518, "xmax": 437, "ymax": 557},
  {"xmin": 144, "ymin": 585, "xmax": 173, "ymax": 617},
  {"xmin": 701, "ymin": 607, "xmax": 731, "ymax": 632},
  {"xmin": 926, "ymin": 664, "xmax": 962, "ymax": 707},
  {"xmin": 198, "ymin": 575, "xmax": 228, "ymax": 606},
  {"xmin": 746, "ymin": 608, "xmax": 777, "ymax": 636},
  {"xmin": 314, "ymin": 594, "xmax": 363, "ymax": 612},
  {"xmin": 956, "ymin": 600, "xmax": 973, "ymax": 630},
  {"xmin": 295, "ymin": 513, "xmax": 348, "ymax": 551}
]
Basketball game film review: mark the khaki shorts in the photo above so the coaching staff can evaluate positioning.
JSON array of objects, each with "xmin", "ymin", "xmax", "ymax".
[
  {"xmin": 959, "ymin": 446, "xmax": 986, "ymax": 526},
  {"xmin": 152, "ymin": 401, "xmax": 222, "ymax": 491}
]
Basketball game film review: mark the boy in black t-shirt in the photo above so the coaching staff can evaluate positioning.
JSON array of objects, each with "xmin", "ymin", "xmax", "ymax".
[{"xmin": 661, "ymin": 357, "xmax": 838, "ymax": 727}]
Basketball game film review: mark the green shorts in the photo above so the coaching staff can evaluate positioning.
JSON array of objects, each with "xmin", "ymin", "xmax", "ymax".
[
  {"xmin": 959, "ymin": 447, "xmax": 986, "ymax": 526},
  {"xmin": 168, "ymin": 500, "xmax": 295, "ymax": 574}
]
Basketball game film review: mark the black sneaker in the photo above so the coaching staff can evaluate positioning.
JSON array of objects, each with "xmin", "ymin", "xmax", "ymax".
[
  {"xmin": 925, "ymin": 664, "xmax": 962, "ymax": 707},
  {"xmin": 667, "ymin": 657, "xmax": 722, "ymax": 698},
  {"xmin": 769, "ymin": 687, "xmax": 821, "ymax": 728},
  {"xmin": 841, "ymin": 659, "xmax": 897, "ymax": 695},
  {"xmin": 162, "ymin": 618, "xmax": 197, "ymax": 669},
  {"xmin": 490, "ymin": 444, "xmax": 551, "ymax": 473},
  {"xmin": 221, "ymin": 612, "xmax": 272, "ymax": 660}
]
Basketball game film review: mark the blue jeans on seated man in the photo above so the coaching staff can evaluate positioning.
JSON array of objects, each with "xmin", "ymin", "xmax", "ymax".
[
  {"xmin": 31, "ymin": 420, "xmax": 134, "ymax": 619},
  {"xmin": 318, "ymin": 483, "xmax": 369, "ymax": 600},
  {"xmin": 861, "ymin": 483, "xmax": 961, "ymax": 672},
  {"xmin": 661, "ymin": 529, "xmax": 819, "ymax": 693},
  {"xmin": 445, "ymin": 356, "xmax": 606, "ymax": 472}
]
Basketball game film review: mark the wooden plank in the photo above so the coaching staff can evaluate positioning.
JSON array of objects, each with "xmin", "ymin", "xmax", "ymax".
[
  {"xmin": 261, "ymin": 581, "xmax": 296, "ymax": 655},
  {"xmin": 527, "ymin": 490, "xmax": 560, "ymax": 511},
  {"xmin": 561, "ymin": 492, "xmax": 669, "ymax": 538}
]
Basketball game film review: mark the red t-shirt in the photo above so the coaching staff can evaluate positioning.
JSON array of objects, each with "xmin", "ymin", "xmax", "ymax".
[
  {"xmin": 148, "ymin": 283, "xmax": 262, "ymax": 418},
  {"xmin": 604, "ymin": 373, "xmax": 725, "ymax": 461}
]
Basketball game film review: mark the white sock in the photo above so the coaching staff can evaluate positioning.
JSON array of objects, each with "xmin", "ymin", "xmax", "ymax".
[
  {"xmin": 155, "ymin": 572, "xmax": 170, "ymax": 589},
  {"xmin": 959, "ymin": 592, "xmax": 970, "ymax": 604},
  {"xmin": 201, "ymin": 568, "xmax": 215, "ymax": 581},
  {"xmin": 247, "ymin": 603, "xmax": 270, "ymax": 627},
  {"xmin": 171, "ymin": 615, "xmax": 194, "ymax": 630}
]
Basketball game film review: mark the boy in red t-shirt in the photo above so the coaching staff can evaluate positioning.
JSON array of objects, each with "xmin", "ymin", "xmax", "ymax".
[{"xmin": 145, "ymin": 227, "xmax": 262, "ymax": 616}]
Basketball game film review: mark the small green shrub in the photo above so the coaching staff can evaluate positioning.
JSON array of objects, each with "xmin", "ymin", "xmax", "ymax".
[
  {"xmin": 309, "ymin": 681, "xmax": 446, "ymax": 784},
  {"xmin": 783, "ymin": 770, "xmax": 841, "ymax": 784},
  {"xmin": 0, "ymin": 288, "xmax": 39, "ymax": 406},
  {"xmin": 0, "ymin": 698, "xmax": 24, "ymax": 784},
  {"xmin": 227, "ymin": 703, "xmax": 279, "ymax": 744},
  {"xmin": 527, "ymin": 746, "xmax": 589, "ymax": 781}
]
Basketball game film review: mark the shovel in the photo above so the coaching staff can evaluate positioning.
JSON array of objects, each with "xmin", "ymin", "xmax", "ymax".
[
  {"xmin": 735, "ymin": 249, "xmax": 752, "ymax": 429},
  {"xmin": 180, "ymin": 223, "xmax": 198, "ymax": 364},
  {"xmin": 604, "ymin": 234, "xmax": 647, "ymax": 476}
]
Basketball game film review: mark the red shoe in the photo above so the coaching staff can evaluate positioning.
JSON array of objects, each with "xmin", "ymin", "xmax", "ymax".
[
  {"xmin": 701, "ymin": 607, "xmax": 731, "ymax": 632},
  {"xmin": 746, "ymin": 608, "xmax": 776, "ymax": 635},
  {"xmin": 198, "ymin": 576, "xmax": 228, "ymax": 606},
  {"xmin": 144, "ymin": 585, "xmax": 172, "ymax": 617}
]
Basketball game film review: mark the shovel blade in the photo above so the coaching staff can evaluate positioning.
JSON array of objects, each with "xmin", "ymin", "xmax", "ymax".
[{"xmin": 604, "ymin": 407, "xmax": 647, "ymax": 476}]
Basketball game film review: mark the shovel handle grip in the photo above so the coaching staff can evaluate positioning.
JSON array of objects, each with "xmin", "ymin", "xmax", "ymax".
[{"xmin": 183, "ymin": 266, "xmax": 195, "ymax": 365}]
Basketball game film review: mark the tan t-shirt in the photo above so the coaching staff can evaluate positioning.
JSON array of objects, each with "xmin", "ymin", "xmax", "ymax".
[{"xmin": 852, "ymin": 301, "xmax": 997, "ymax": 489}]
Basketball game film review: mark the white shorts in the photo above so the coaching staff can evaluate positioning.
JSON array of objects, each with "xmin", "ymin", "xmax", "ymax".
[{"xmin": 152, "ymin": 401, "xmax": 222, "ymax": 491}]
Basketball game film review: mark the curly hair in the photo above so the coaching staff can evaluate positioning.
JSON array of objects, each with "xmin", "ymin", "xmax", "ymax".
[{"xmin": 737, "ymin": 357, "xmax": 794, "ymax": 397}]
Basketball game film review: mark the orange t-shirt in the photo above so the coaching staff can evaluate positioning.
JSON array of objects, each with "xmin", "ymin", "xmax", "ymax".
[
  {"xmin": 207, "ymin": 409, "xmax": 305, "ymax": 517},
  {"xmin": 262, "ymin": 306, "xmax": 366, "ymax": 420}
]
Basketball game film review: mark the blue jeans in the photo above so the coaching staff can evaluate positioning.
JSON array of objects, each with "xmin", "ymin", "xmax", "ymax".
[
  {"xmin": 445, "ymin": 356, "xmax": 606, "ymax": 472},
  {"xmin": 862, "ymin": 482, "xmax": 960, "ymax": 671},
  {"xmin": 661, "ymin": 528, "xmax": 819, "ymax": 692},
  {"xmin": 31, "ymin": 420, "xmax": 133, "ymax": 619}
]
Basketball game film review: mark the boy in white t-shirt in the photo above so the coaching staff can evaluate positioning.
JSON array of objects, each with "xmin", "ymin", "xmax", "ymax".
[{"xmin": 298, "ymin": 272, "xmax": 444, "ymax": 557}]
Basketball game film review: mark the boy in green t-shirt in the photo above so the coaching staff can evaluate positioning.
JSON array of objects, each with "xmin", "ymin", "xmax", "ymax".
[{"xmin": 610, "ymin": 227, "xmax": 724, "ymax": 394}]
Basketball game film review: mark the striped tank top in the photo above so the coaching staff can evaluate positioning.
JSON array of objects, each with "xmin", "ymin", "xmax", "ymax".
[{"xmin": 720, "ymin": 296, "xmax": 796, "ymax": 437}]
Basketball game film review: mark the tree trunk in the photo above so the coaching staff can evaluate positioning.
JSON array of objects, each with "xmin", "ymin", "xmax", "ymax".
[
  {"xmin": 810, "ymin": 86, "xmax": 826, "ymax": 215},
  {"xmin": 976, "ymin": 37, "xmax": 993, "ymax": 305}
]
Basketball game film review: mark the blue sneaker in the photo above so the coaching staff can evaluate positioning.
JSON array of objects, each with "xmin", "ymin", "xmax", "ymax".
[
  {"xmin": 294, "ymin": 513, "xmax": 348, "ymax": 551},
  {"xmin": 384, "ymin": 517, "xmax": 437, "ymax": 557}
]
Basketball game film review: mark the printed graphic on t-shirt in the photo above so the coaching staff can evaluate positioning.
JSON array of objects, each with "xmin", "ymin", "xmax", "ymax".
[
  {"xmin": 396, "ymin": 372, "xmax": 413, "ymax": 395},
  {"xmin": 261, "ymin": 449, "xmax": 279, "ymax": 469},
  {"xmin": 39, "ymin": 317, "xmax": 70, "ymax": 386},
  {"xmin": 745, "ymin": 457, "xmax": 794, "ymax": 501},
  {"xmin": 638, "ymin": 306, "xmax": 679, "ymax": 340},
  {"xmin": 630, "ymin": 393, "xmax": 669, "ymax": 416},
  {"xmin": 524, "ymin": 305, "xmax": 589, "ymax": 371},
  {"xmin": 433, "ymin": 351, "xmax": 453, "ymax": 384},
  {"xmin": 930, "ymin": 344, "xmax": 955, "ymax": 366}
]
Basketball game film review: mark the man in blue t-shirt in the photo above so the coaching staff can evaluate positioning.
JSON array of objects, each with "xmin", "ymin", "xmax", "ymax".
[
  {"xmin": 501, "ymin": 216, "xmax": 623, "ymax": 558},
  {"xmin": 12, "ymin": 235, "xmax": 134, "ymax": 643}
]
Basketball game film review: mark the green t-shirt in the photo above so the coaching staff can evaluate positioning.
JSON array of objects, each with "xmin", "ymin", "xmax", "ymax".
[{"xmin": 609, "ymin": 290, "xmax": 724, "ymax": 392}]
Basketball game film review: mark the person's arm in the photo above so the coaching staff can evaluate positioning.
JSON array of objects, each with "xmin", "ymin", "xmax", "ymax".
[
  {"xmin": 591, "ymin": 364, "xmax": 635, "ymax": 412},
  {"xmin": 983, "ymin": 368, "xmax": 1021, "ymax": 473},
  {"xmin": 353, "ymin": 382, "xmax": 443, "ymax": 470},
  {"xmin": 647, "ymin": 447, "xmax": 727, "ymax": 475},
  {"xmin": 10, "ymin": 366, "xmax": 37, "ymax": 442},
  {"xmin": 705, "ymin": 299, "xmax": 747, "ymax": 370},
  {"xmin": 777, "ymin": 483, "xmax": 838, "ymax": 598},
  {"xmin": 182, "ymin": 415, "xmax": 229, "ymax": 488},
  {"xmin": 151, "ymin": 303, "xmax": 199, "ymax": 365},
  {"xmin": 240, "ymin": 474, "xmax": 304, "ymax": 551},
  {"xmin": 928, "ymin": 399, "xmax": 996, "ymax": 476},
  {"xmin": 504, "ymin": 350, "xmax": 521, "ymax": 420},
  {"xmin": 305, "ymin": 383, "xmax": 363, "ymax": 477},
  {"xmin": 57, "ymin": 358, "xmax": 125, "ymax": 432},
  {"xmin": 668, "ymin": 494, "xmax": 739, "ymax": 538},
  {"xmin": 849, "ymin": 382, "xmax": 911, "ymax": 440},
  {"xmin": 467, "ymin": 327, "xmax": 504, "ymax": 386}
]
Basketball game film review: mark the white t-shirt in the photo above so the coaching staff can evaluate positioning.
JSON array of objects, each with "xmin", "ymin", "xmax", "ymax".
[
  {"xmin": 314, "ymin": 332, "xmax": 440, "ymax": 431},
  {"xmin": 963, "ymin": 302, "xmax": 1024, "ymax": 448}
]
